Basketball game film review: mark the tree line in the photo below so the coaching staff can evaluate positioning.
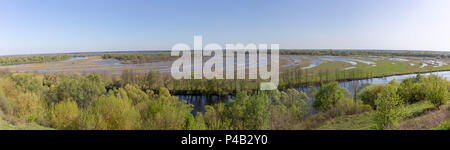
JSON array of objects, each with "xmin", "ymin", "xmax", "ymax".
[
  {"xmin": 0, "ymin": 55, "xmax": 71, "ymax": 65},
  {"xmin": 280, "ymin": 50, "xmax": 448, "ymax": 58},
  {"xmin": 102, "ymin": 53, "xmax": 174, "ymax": 64}
]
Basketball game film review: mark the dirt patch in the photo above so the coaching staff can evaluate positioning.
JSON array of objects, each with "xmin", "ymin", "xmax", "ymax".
[{"xmin": 398, "ymin": 104, "xmax": 450, "ymax": 130}]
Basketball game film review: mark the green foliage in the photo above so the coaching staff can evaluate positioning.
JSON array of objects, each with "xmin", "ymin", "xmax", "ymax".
[
  {"xmin": 280, "ymin": 49, "xmax": 448, "ymax": 58},
  {"xmin": 434, "ymin": 120, "xmax": 450, "ymax": 130},
  {"xmin": 313, "ymin": 82, "xmax": 350, "ymax": 112},
  {"xmin": 47, "ymin": 100, "xmax": 80, "ymax": 129},
  {"xmin": 0, "ymin": 70, "xmax": 447, "ymax": 130},
  {"xmin": 118, "ymin": 84, "xmax": 149, "ymax": 105},
  {"xmin": 0, "ymin": 55, "xmax": 71, "ymax": 65},
  {"xmin": 144, "ymin": 71, "xmax": 159, "ymax": 90},
  {"xmin": 76, "ymin": 95, "xmax": 141, "ymax": 130},
  {"xmin": 359, "ymin": 84, "xmax": 389, "ymax": 109},
  {"xmin": 9, "ymin": 73, "xmax": 44, "ymax": 93},
  {"xmin": 145, "ymin": 91, "xmax": 193, "ymax": 130},
  {"xmin": 81, "ymin": 74, "xmax": 106, "ymax": 104},
  {"xmin": 47, "ymin": 74, "xmax": 105, "ymax": 106},
  {"xmin": 204, "ymin": 103, "xmax": 231, "ymax": 130},
  {"xmin": 397, "ymin": 75, "xmax": 426, "ymax": 104},
  {"xmin": 185, "ymin": 113, "xmax": 207, "ymax": 130},
  {"xmin": 373, "ymin": 85, "xmax": 405, "ymax": 130},
  {"xmin": 243, "ymin": 92, "xmax": 270, "ymax": 130},
  {"xmin": 48, "ymin": 74, "xmax": 83, "ymax": 104},
  {"xmin": 13, "ymin": 92, "xmax": 44, "ymax": 123},
  {"xmin": 423, "ymin": 76, "xmax": 448, "ymax": 109},
  {"xmin": 102, "ymin": 53, "xmax": 173, "ymax": 64}
]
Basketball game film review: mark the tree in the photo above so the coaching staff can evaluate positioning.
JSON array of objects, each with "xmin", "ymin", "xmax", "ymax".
[
  {"xmin": 81, "ymin": 74, "xmax": 106, "ymax": 105},
  {"xmin": 76, "ymin": 95, "xmax": 141, "ymax": 130},
  {"xmin": 243, "ymin": 92, "xmax": 270, "ymax": 130},
  {"xmin": 280, "ymin": 89, "xmax": 308, "ymax": 119},
  {"xmin": 423, "ymin": 76, "xmax": 448, "ymax": 109},
  {"xmin": 47, "ymin": 100, "xmax": 80, "ymax": 129},
  {"xmin": 358, "ymin": 84, "xmax": 388, "ymax": 109},
  {"xmin": 118, "ymin": 84, "xmax": 149, "ymax": 105},
  {"xmin": 313, "ymin": 82, "xmax": 349, "ymax": 112},
  {"xmin": 9, "ymin": 73, "xmax": 43, "ymax": 93},
  {"xmin": 144, "ymin": 71, "xmax": 159, "ymax": 90},
  {"xmin": 373, "ymin": 85, "xmax": 405, "ymax": 130},
  {"xmin": 49, "ymin": 74, "xmax": 83, "ymax": 104},
  {"xmin": 397, "ymin": 74, "xmax": 425, "ymax": 104},
  {"xmin": 145, "ymin": 89, "xmax": 193, "ymax": 130}
]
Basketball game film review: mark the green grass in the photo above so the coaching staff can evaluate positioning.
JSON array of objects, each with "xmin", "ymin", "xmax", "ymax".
[
  {"xmin": 316, "ymin": 101, "xmax": 436, "ymax": 130},
  {"xmin": 315, "ymin": 111, "xmax": 375, "ymax": 130},
  {"xmin": 0, "ymin": 112, "xmax": 52, "ymax": 130},
  {"xmin": 433, "ymin": 120, "xmax": 450, "ymax": 130},
  {"xmin": 280, "ymin": 56, "xmax": 450, "ymax": 89}
]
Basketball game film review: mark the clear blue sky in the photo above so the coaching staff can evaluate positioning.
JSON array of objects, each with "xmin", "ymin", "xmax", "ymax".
[{"xmin": 1, "ymin": 0, "xmax": 449, "ymax": 55}]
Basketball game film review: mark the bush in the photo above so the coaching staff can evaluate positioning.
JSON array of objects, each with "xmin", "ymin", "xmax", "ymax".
[
  {"xmin": 0, "ymin": 96, "xmax": 12, "ymax": 115},
  {"xmin": 397, "ymin": 75, "xmax": 426, "ymax": 104},
  {"xmin": 373, "ymin": 85, "xmax": 405, "ymax": 130},
  {"xmin": 145, "ymin": 90, "xmax": 193, "ymax": 130},
  {"xmin": 9, "ymin": 73, "xmax": 43, "ymax": 93},
  {"xmin": 185, "ymin": 113, "xmax": 207, "ymax": 130},
  {"xmin": 80, "ymin": 74, "xmax": 106, "ymax": 104},
  {"xmin": 434, "ymin": 120, "xmax": 450, "ymax": 130},
  {"xmin": 118, "ymin": 84, "xmax": 149, "ymax": 105},
  {"xmin": 243, "ymin": 92, "xmax": 270, "ymax": 130},
  {"xmin": 49, "ymin": 75, "xmax": 83, "ymax": 104},
  {"xmin": 76, "ymin": 95, "xmax": 141, "ymax": 130},
  {"xmin": 204, "ymin": 103, "xmax": 231, "ymax": 130},
  {"xmin": 423, "ymin": 76, "xmax": 448, "ymax": 109},
  {"xmin": 318, "ymin": 98, "xmax": 372, "ymax": 120},
  {"xmin": 359, "ymin": 84, "xmax": 389, "ymax": 110},
  {"xmin": 313, "ymin": 82, "xmax": 350, "ymax": 112},
  {"xmin": 13, "ymin": 92, "xmax": 44, "ymax": 123},
  {"xmin": 47, "ymin": 100, "xmax": 80, "ymax": 129}
]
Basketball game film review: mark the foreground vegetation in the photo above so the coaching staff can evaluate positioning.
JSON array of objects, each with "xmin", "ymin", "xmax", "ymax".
[{"xmin": 0, "ymin": 71, "xmax": 447, "ymax": 130}]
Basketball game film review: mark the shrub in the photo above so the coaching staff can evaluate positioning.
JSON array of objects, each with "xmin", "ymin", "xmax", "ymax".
[
  {"xmin": 80, "ymin": 74, "xmax": 106, "ymax": 104},
  {"xmin": 49, "ymin": 75, "xmax": 83, "ymax": 104},
  {"xmin": 434, "ymin": 120, "xmax": 450, "ymax": 130},
  {"xmin": 204, "ymin": 103, "xmax": 231, "ymax": 130},
  {"xmin": 423, "ymin": 76, "xmax": 448, "ymax": 109},
  {"xmin": 358, "ymin": 84, "xmax": 388, "ymax": 109},
  {"xmin": 145, "ymin": 91, "xmax": 193, "ymax": 130},
  {"xmin": 76, "ymin": 95, "xmax": 141, "ymax": 130},
  {"xmin": 185, "ymin": 113, "xmax": 207, "ymax": 130},
  {"xmin": 118, "ymin": 84, "xmax": 149, "ymax": 105},
  {"xmin": 14, "ymin": 92, "xmax": 44, "ymax": 123},
  {"xmin": 397, "ymin": 75, "xmax": 426, "ymax": 104},
  {"xmin": 9, "ymin": 73, "xmax": 43, "ymax": 93},
  {"xmin": 313, "ymin": 82, "xmax": 350, "ymax": 112},
  {"xmin": 373, "ymin": 85, "xmax": 405, "ymax": 130},
  {"xmin": 243, "ymin": 92, "xmax": 270, "ymax": 130},
  {"xmin": 47, "ymin": 100, "xmax": 80, "ymax": 129}
]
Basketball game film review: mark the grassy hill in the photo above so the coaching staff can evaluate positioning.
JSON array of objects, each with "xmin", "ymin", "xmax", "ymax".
[{"xmin": 316, "ymin": 101, "xmax": 450, "ymax": 130}]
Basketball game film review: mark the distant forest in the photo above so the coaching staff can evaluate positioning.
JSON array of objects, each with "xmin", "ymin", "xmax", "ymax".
[
  {"xmin": 280, "ymin": 50, "xmax": 449, "ymax": 58},
  {"xmin": 0, "ymin": 55, "xmax": 71, "ymax": 65}
]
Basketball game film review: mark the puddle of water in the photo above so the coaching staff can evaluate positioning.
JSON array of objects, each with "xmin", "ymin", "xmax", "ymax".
[
  {"xmin": 344, "ymin": 66, "xmax": 357, "ymax": 70},
  {"xmin": 322, "ymin": 57, "xmax": 357, "ymax": 65},
  {"xmin": 302, "ymin": 60, "xmax": 323, "ymax": 69}
]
